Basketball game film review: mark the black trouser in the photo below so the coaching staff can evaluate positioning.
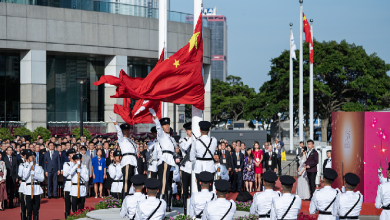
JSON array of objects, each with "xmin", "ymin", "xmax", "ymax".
[
  {"xmin": 180, "ymin": 171, "xmax": 191, "ymax": 199},
  {"xmin": 276, "ymin": 157, "xmax": 282, "ymax": 175},
  {"xmin": 111, "ymin": 192, "xmax": 122, "ymax": 200},
  {"xmin": 64, "ymin": 191, "xmax": 71, "ymax": 214},
  {"xmin": 26, "ymin": 195, "xmax": 40, "ymax": 219},
  {"xmin": 122, "ymin": 164, "xmax": 135, "ymax": 199},
  {"xmin": 19, "ymin": 192, "xmax": 26, "ymax": 218},
  {"xmin": 232, "ymin": 171, "xmax": 243, "ymax": 192},
  {"xmin": 150, "ymin": 171, "xmax": 158, "ymax": 179},
  {"xmin": 307, "ymin": 172, "xmax": 317, "ymax": 199},
  {"xmin": 6, "ymin": 178, "xmax": 15, "ymax": 208},
  {"xmin": 157, "ymin": 162, "xmax": 172, "ymax": 196},
  {"xmin": 195, "ymin": 173, "xmax": 214, "ymax": 192},
  {"xmin": 71, "ymin": 196, "xmax": 86, "ymax": 212}
]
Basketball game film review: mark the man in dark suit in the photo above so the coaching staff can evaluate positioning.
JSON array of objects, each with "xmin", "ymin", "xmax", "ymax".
[
  {"xmin": 322, "ymin": 150, "xmax": 332, "ymax": 171},
  {"xmin": 219, "ymin": 142, "xmax": 232, "ymax": 172},
  {"xmin": 102, "ymin": 142, "xmax": 110, "ymax": 159},
  {"xmin": 4, "ymin": 146, "xmax": 18, "ymax": 208},
  {"xmin": 305, "ymin": 139, "xmax": 318, "ymax": 200},
  {"xmin": 44, "ymin": 142, "xmax": 61, "ymax": 199},
  {"xmin": 264, "ymin": 145, "xmax": 278, "ymax": 173},
  {"xmin": 60, "ymin": 142, "xmax": 71, "ymax": 167},
  {"xmin": 273, "ymin": 138, "xmax": 282, "ymax": 175},
  {"xmin": 86, "ymin": 142, "xmax": 96, "ymax": 159},
  {"xmin": 231, "ymin": 145, "xmax": 244, "ymax": 193}
]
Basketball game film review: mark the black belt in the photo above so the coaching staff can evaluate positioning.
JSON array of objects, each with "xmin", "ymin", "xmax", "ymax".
[
  {"xmin": 123, "ymin": 153, "xmax": 136, "ymax": 157},
  {"xmin": 339, "ymin": 217, "xmax": 359, "ymax": 219},
  {"xmin": 66, "ymin": 179, "xmax": 72, "ymax": 182},
  {"xmin": 195, "ymin": 214, "xmax": 202, "ymax": 218},
  {"xmin": 319, "ymin": 211, "xmax": 332, "ymax": 215},
  {"xmin": 382, "ymin": 205, "xmax": 390, "ymax": 210},
  {"xmin": 114, "ymin": 180, "xmax": 122, "ymax": 183},
  {"xmin": 26, "ymin": 183, "xmax": 40, "ymax": 186},
  {"xmin": 21, "ymin": 180, "xmax": 26, "ymax": 183},
  {"xmin": 196, "ymin": 157, "xmax": 213, "ymax": 161},
  {"xmin": 72, "ymin": 183, "xmax": 86, "ymax": 186},
  {"xmin": 162, "ymin": 150, "xmax": 173, "ymax": 155},
  {"xmin": 258, "ymin": 214, "xmax": 270, "ymax": 218}
]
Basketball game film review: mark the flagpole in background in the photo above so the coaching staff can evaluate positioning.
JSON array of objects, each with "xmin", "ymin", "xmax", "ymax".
[
  {"xmin": 309, "ymin": 19, "xmax": 314, "ymax": 140},
  {"xmin": 159, "ymin": 0, "xmax": 168, "ymax": 117},
  {"xmin": 299, "ymin": 0, "xmax": 304, "ymax": 143},
  {"xmin": 289, "ymin": 23, "xmax": 294, "ymax": 153}
]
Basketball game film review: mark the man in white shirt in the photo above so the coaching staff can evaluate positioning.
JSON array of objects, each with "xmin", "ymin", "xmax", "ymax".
[
  {"xmin": 18, "ymin": 149, "xmax": 29, "ymax": 220},
  {"xmin": 63, "ymin": 148, "xmax": 76, "ymax": 219},
  {"xmin": 334, "ymin": 173, "xmax": 363, "ymax": 219},
  {"xmin": 202, "ymin": 179, "xmax": 236, "ymax": 220},
  {"xmin": 147, "ymin": 127, "xmax": 159, "ymax": 179},
  {"xmin": 109, "ymin": 150, "xmax": 123, "ymax": 199},
  {"xmin": 120, "ymin": 175, "xmax": 147, "ymax": 219},
  {"xmin": 189, "ymin": 172, "xmax": 217, "ymax": 219},
  {"xmin": 178, "ymin": 122, "xmax": 193, "ymax": 215},
  {"xmin": 70, "ymin": 154, "xmax": 89, "ymax": 212},
  {"xmin": 135, "ymin": 178, "xmax": 167, "ymax": 220}
]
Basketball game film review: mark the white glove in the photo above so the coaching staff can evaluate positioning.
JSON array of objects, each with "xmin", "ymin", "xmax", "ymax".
[
  {"xmin": 342, "ymin": 186, "xmax": 346, "ymax": 193},
  {"xmin": 77, "ymin": 168, "xmax": 81, "ymax": 173},
  {"xmin": 30, "ymin": 170, "xmax": 35, "ymax": 176},
  {"xmin": 149, "ymin": 108, "xmax": 156, "ymax": 117},
  {"xmin": 109, "ymin": 116, "xmax": 116, "ymax": 123},
  {"xmin": 77, "ymin": 161, "xmax": 81, "ymax": 165},
  {"xmin": 379, "ymin": 168, "xmax": 382, "ymax": 174}
]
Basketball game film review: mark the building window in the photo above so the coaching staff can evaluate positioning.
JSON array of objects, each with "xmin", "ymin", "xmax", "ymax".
[{"xmin": 0, "ymin": 53, "xmax": 20, "ymax": 121}]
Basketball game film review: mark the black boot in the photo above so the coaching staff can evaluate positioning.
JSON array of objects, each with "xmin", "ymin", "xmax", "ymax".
[
  {"xmin": 27, "ymin": 216, "xmax": 32, "ymax": 220},
  {"xmin": 166, "ymin": 190, "xmax": 172, "ymax": 212},
  {"xmin": 21, "ymin": 212, "xmax": 26, "ymax": 220},
  {"xmin": 65, "ymin": 212, "xmax": 69, "ymax": 219},
  {"xmin": 183, "ymin": 198, "xmax": 187, "ymax": 216},
  {"xmin": 33, "ymin": 215, "xmax": 38, "ymax": 220}
]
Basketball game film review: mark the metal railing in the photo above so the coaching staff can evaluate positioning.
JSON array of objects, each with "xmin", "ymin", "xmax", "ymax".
[
  {"xmin": 47, "ymin": 121, "xmax": 107, "ymax": 134},
  {"xmin": 0, "ymin": 121, "xmax": 27, "ymax": 133}
]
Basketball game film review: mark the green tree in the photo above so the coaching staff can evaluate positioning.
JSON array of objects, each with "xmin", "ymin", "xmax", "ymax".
[
  {"xmin": 32, "ymin": 127, "xmax": 52, "ymax": 142},
  {"xmin": 244, "ymin": 39, "xmax": 390, "ymax": 141},
  {"xmin": 212, "ymin": 76, "xmax": 256, "ymax": 126},
  {"xmin": 72, "ymin": 127, "xmax": 92, "ymax": 140},
  {"xmin": 13, "ymin": 127, "xmax": 32, "ymax": 137},
  {"xmin": 0, "ymin": 128, "xmax": 12, "ymax": 141}
]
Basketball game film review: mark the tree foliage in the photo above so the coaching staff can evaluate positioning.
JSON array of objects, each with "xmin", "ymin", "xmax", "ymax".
[
  {"xmin": 32, "ymin": 126, "xmax": 52, "ymax": 142},
  {"xmin": 13, "ymin": 127, "xmax": 32, "ymax": 137},
  {"xmin": 0, "ymin": 128, "xmax": 12, "ymax": 141},
  {"xmin": 72, "ymin": 127, "xmax": 92, "ymax": 140},
  {"xmin": 211, "ymin": 76, "xmax": 256, "ymax": 126},
  {"xmin": 244, "ymin": 39, "xmax": 390, "ymax": 141}
]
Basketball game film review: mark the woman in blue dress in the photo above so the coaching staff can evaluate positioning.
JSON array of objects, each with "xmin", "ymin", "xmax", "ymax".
[{"xmin": 92, "ymin": 149, "xmax": 106, "ymax": 198}]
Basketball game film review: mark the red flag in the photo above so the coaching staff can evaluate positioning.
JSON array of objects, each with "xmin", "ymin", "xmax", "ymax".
[
  {"xmin": 303, "ymin": 12, "xmax": 314, "ymax": 64},
  {"xmin": 94, "ymin": 13, "xmax": 205, "ymax": 110}
]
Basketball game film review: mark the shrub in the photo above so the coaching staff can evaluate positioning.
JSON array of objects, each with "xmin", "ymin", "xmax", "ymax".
[
  {"xmin": 236, "ymin": 200, "xmax": 252, "ymax": 212},
  {"xmin": 13, "ymin": 127, "xmax": 32, "ymax": 137},
  {"xmin": 32, "ymin": 126, "xmax": 52, "ymax": 141},
  {"xmin": 66, "ymin": 207, "xmax": 95, "ymax": 220},
  {"xmin": 165, "ymin": 214, "xmax": 192, "ymax": 220},
  {"xmin": 72, "ymin": 127, "xmax": 92, "ymax": 140},
  {"xmin": 234, "ymin": 214, "xmax": 259, "ymax": 220},
  {"xmin": 0, "ymin": 128, "xmax": 12, "ymax": 141},
  {"xmin": 94, "ymin": 196, "xmax": 122, "ymax": 210},
  {"xmin": 172, "ymin": 197, "xmax": 184, "ymax": 207}
]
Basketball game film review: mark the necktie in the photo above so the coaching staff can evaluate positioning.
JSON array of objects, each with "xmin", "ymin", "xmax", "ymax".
[
  {"xmin": 9, "ymin": 157, "xmax": 12, "ymax": 166},
  {"xmin": 222, "ymin": 150, "xmax": 225, "ymax": 158}
]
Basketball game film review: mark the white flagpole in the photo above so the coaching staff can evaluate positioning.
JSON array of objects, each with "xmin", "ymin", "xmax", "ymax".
[
  {"xmin": 159, "ymin": 0, "xmax": 168, "ymax": 117},
  {"xmin": 309, "ymin": 19, "xmax": 314, "ymax": 140},
  {"xmin": 299, "ymin": 0, "xmax": 304, "ymax": 142},
  {"xmin": 289, "ymin": 23, "xmax": 294, "ymax": 153}
]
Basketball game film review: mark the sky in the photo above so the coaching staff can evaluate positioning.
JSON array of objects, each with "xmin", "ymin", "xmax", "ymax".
[{"xmin": 170, "ymin": 0, "xmax": 390, "ymax": 91}]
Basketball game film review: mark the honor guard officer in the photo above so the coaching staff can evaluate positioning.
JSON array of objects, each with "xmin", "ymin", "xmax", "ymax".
[
  {"xmin": 149, "ymin": 108, "xmax": 176, "ymax": 205},
  {"xmin": 63, "ymin": 148, "xmax": 76, "ymax": 219},
  {"xmin": 378, "ymin": 163, "xmax": 390, "ymax": 184},
  {"xmin": 110, "ymin": 116, "xmax": 138, "ymax": 200},
  {"xmin": 179, "ymin": 122, "xmax": 194, "ymax": 215},
  {"xmin": 270, "ymin": 175, "xmax": 302, "ymax": 220},
  {"xmin": 147, "ymin": 127, "xmax": 159, "ymax": 178},
  {"xmin": 202, "ymin": 179, "xmax": 236, "ymax": 220},
  {"xmin": 120, "ymin": 174, "xmax": 147, "ymax": 219},
  {"xmin": 309, "ymin": 168, "xmax": 340, "ymax": 220},
  {"xmin": 23, "ymin": 151, "xmax": 45, "ymax": 220},
  {"xmin": 18, "ymin": 149, "xmax": 30, "ymax": 220},
  {"xmin": 213, "ymin": 151, "xmax": 229, "ymax": 181},
  {"xmin": 190, "ymin": 121, "xmax": 217, "ymax": 191},
  {"xmin": 189, "ymin": 172, "xmax": 217, "ymax": 219},
  {"xmin": 375, "ymin": 163, "xmax": 390, "ymax": 220},
  {"xmin": 334, "ymin": 173, "xmax": 363, "ymax": 220},
  {"xmin": 135, "ymin": 178, "xmax": 167, "ymax": 220},
  {"xmin": 70, "ymin": 154, "xmax": 89, "ymax": 212},
  {"xmin": 250, "ymin": 171, "xmax": 281, "ymax": 220},
  {"xmin": 109, "ymin": 150, "xmax": 124, "ymax": 199}
]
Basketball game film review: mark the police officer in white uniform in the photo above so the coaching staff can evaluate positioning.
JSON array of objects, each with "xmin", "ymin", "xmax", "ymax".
[
  {"xmin": 70, "ymin": 154, "xmax": 89, "ymax": 212},
  {"xmin": 149, "ymin": 108, "xmax": 176, "ymax": 205},
  {"xmin": 179, "ymin": 122, "xmax": 194, "ymax": 215},
  {"xmin": 213, "ymin": 151, "xmax": 229, "ymax": 181},
  {"xmin": 63, "ymin": 148, "xmax": 76, "ymax": 219},
  {"xmin": 147, "ymin": 127, "xmax": 159, "ymax": 178},
  {"xmin": 334, "ymin": 173, "xmax": 363, "ymax": 220},
  {"xmin": 18, "ymin": 149, "xmax": 30, "ymax": 220},
  {"xmin": 190, "ymin": 121, "xmax": 217, "ymax": 191},
  {"xmin": 135, "ymin": 178, "xmax": 167, "ymax": 220},
  {"xmin": 378, "ymin": 163, "xmax": 390, "ymax": 184},
  {"xmin": 250, "ymin": 171, "xmax": 281, "ymax": 220},
  {"xmin": 23, "ymin": 151, "xmax": 45, "ymax": 220},
  {"xmin": 375, "ymin": 163, "xmax": 390, "ymax": 220},
  {"xmin": 310, "ymin": 168, "xmax": 340, "ymax": 220},
  {"xmin": 109, "ymin": 150, "xmax": 124, "ymax": 199},
  {"xmin": 202, "ymin": 179, "xmax": 236, "ymax": 220},
  {"xmin": 121, "ymin": 175, "xmax": 147, "ymax": 219},
  {"xmin": 110, "ymin": 116, "xmax": 138, "ymax": 200},
  {"xmin": 189, "ymin": 172, "xmax": 216, "ymax": 219},
  {"xmin": 270, "ymin": 175, "xmax": 302, "ymax": 220}
]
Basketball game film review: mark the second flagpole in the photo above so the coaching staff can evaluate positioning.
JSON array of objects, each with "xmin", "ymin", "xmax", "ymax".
[
  {"xmin": 289, "ymin": 23, "xmax": 294, "ymax": 153},
  {"xmin": 299, "ymin": 0, "xmax": 304, "ymax": 142}
]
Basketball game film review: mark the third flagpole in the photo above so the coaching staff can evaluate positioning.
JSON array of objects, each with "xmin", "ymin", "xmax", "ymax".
[
  {"xmin": 309, "ymin": 19, "xmax": 314, "ymax": 140},
  {"xmin": 289, "ymin": 23, "xmax": 294, "ymax": 153},
  {"xmin": 299, "ymin": 0, "xmax": 304, "ymax": 142},
  {"xmin": 159, "ymin": 0, "xmax": 168, "ymax": 117}
]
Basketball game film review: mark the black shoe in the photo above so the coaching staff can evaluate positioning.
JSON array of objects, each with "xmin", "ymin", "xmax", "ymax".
[
  {"xmin": 48, "ymin": 196, "xmax": 52, "ymax": 199},
  {"xmin": 183, "ymin": 199, "xmax": 187, "ymax": 216},
  {"xmin": 65, "ymin": 212, "xmax": 69, "ymax": 219},
  {"xmin": 55, "ymin": 196, "xmax": 58, "ymax": 199}
]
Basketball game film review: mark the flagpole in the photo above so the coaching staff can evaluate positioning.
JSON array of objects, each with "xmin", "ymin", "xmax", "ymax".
[
  {"xmin": 309, "ymin": 19, "xmax": 314, "ymax": 140},
  {"xmin": 159, "ymin": 0, "xmax": 168, "ymax": 117},
  {"xmin": 289, "ymin": 23, "xmax": 294, "ymax": 153},
  {"xmin": 299, "ymin": 0, "xmax": 304, "ymax": 142}
]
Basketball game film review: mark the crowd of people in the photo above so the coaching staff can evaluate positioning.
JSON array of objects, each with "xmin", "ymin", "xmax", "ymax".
[{"xmin": 0, "ymin": 109, "xmax": 387, "ymax": 220}]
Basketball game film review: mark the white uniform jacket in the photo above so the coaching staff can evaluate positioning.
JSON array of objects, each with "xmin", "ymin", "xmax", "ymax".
[
  {"xmin": 22, "ymin": 162, "xmax": 44, "ymax": 196},
  {"xmin": 202, "ymin": 198, "xmax": 236, "ymax": 220},
  {"xmin": 270, "ymin": 193, "xmax": 302, "ymax": 220},
  {"xmin": 179, "ymin": 136, "xmax": 194, "ymax": 174},
  {"xmin": 334, "ymin": 191, "xmax": 363, "ymax": 219},
  {"xmin": 214, "ymin": 163, "xmax": 229, "ymax": 181},
  {"xmin": 375, "ymin": 182, "xmax": 390, "ymax": 220},
  {"xmin": 115, "ymin": 124, "xmax": 138, "ymax": 168},
  {"xmin": 120, "ymin": 192, "xmax": 147, "ymax": 219},
  {"xmin": 309, "ymin": 186, "xmax": 340, "ymax": 220},
  {"xmin": 109, "ymin": 163, "xmax": 124, "ymax": 193},
  {"xmin": 69, "ymin": 164, "xmax": 89, "ymax": 197},
  {"xmin": 135, "ymin": 196, "xmax": 167, "ymax": 220},
  {"xmin": 190, "ymin": 135, "xmax": 217, "ymax": 174},
  {"xmin": 189, "ymin": 189, "xmax": 217, "ymax": 219},
  {"xmin": 250, "ymin": 189, "xmax": 281, "ymax": 220},
  {"xmin": 63, "ymin": 161, "xmax": 74, "ymax": 192},
  {"xmin": 153, "ymin": 117, "xmax": 176, "ymax": 167},
  {"xmin": 147, "ymin": 139, "xmax": 159, "ymax": 172},
  {"xmin": 18, "ymin": 161, "xmax": 27, "ymax": 193}
]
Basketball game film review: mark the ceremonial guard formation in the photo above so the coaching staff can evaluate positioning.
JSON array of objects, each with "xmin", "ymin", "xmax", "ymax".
[
  {"xmin": 63, "ymin": 148, "xmax": 76, "ymax": 219},
  {"xmin": 335, "ymin": 173, "xmax": 363, "ymax": 219},
  {"xmin": 18, "ymin": 149, "xmax": 30, "ymax": 220},
  {"xmin": 120, "ymin": 175, "xmax": 147, "ymax": 219},
  {"xmin": 147, "ymin": 126, "xmax": 159, "ymax": 179},
  {"xmin": 202, "ymin": 179, "xmax": 236, "ymax": 220},
  {"xmin": 188, "ymin": 171, "xmax": 216, "ymax": 219},
  {"xmin": 178, "ymin": 122, "xmax": 193, "ymax": 215},
  {"xmin": 135, "ymin": 178, "xmax": 167, "ymax": 220},
  {"xmin": 69, "ymin": 153, "xmax": 89, "ymax": 212},
  {"xmin": 109, "ymin": 150, "xmax": 124, "ymax": 199}
]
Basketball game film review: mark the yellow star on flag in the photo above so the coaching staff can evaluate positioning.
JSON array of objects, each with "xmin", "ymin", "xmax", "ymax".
[
  {"xmin": 303, "ymin": 16, "xmax": 307, "ymax": 21},
  {"xmin": 189, "ymin": 32, "xmax": 201, "ymax": 52},
  {"xmin": 173, "ymin": 59, "xmax": 180, "ymax": 68}
]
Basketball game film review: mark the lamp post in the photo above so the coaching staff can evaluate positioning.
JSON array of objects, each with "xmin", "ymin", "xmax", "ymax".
[
  {"xmin": 76, "ymin": 77, "xmax": 89, "ymax": 138},
  {"xmin": 277, "ymin": 113, "xmax": 282, "ymax": 140}
]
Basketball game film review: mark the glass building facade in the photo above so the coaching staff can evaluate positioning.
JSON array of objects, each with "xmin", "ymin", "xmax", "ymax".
[{"xmin": 0, "ymin": 53, "xmax": 20, "ymax": 122}]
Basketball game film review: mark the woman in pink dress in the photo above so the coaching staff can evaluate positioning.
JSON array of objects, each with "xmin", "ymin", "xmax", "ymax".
[{"xmin": 252, "ymin": 142, "xmax": 263, "ymax": 191}]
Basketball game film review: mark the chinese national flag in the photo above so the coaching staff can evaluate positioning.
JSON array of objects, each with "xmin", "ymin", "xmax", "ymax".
[
  {"xmin": 94, "ymin": 13, "xmax": 205, "ymax": 109},
  {"xmin": 303, "ymin": 12, "xmax": 314, "ymax": 64}
]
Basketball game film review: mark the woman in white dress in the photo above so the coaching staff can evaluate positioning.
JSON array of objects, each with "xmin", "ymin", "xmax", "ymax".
[{"xmin": 296, "ymin": 146, "xmax": 311, "ymax": 200}]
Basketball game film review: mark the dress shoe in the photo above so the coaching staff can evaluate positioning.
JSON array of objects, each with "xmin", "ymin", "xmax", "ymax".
[{"xmin": 48, "ymin": 196, "xmax": 52, "ymax": 199}]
